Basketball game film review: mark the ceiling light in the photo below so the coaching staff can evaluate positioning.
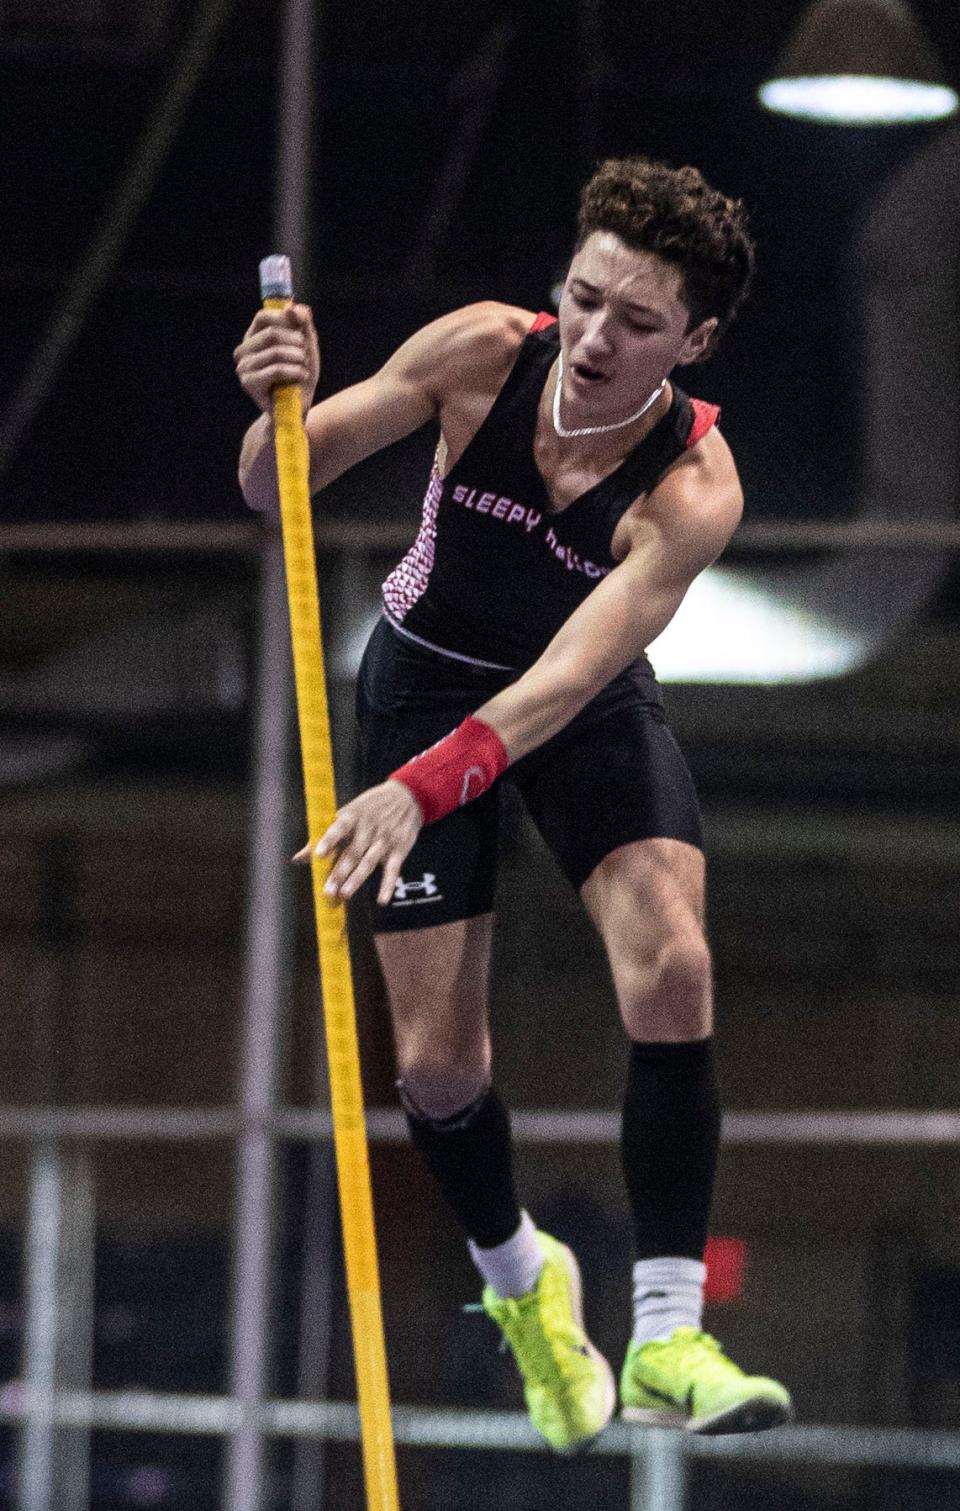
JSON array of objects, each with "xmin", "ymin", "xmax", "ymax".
[{"xmin": 759, "ymin": 0, "xmax": 958, "ymax": 125}]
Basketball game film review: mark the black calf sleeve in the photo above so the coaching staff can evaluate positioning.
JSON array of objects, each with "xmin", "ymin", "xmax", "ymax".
[
  {"xmin": 400, "ymin": 1082, "xmax": 522, "ymax": 1248},
  {"xmin": 621, "ymin": 1037, "xmax": 722, "ymax": 1262}
]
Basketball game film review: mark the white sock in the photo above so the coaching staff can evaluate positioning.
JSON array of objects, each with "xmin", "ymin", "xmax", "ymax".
[
  {"xmin": 468, "ymin": 1210, "xmax": 544, "ymax": 1299},
  {"xmin": 632, "ymin": 1257, "xmax": 706, "ymax": 1346}
]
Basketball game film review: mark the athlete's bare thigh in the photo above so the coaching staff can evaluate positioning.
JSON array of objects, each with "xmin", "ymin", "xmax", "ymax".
[
  {"xmin": 375, "ymin": 912, "xmax": 495, "ymax": 1120},
  {"xmin": 581, "ymin": 837, "xmax": 713, "ymax": 1042}
]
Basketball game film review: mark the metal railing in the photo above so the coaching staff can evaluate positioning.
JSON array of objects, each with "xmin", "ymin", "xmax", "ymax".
[
  {"xmin": 4, "ymin": 1387, "xmax": 960, "ymax": 1510},
  {"xmin": 5, "ymin": 1104, "xmax": 960, "ymax": 1145},
  {"xmin": 8, "ymin": 1102, "xmax": 960, "ymax": 1511},
  {"xmin": 4, "ymin": 517, "xmax": 960, "ymax": 555}
]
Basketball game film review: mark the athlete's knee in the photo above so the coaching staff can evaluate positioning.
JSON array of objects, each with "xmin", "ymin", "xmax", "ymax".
[
  {"xmin": 616, "ymin": 927, "xmax": 713, "ymax": 1040},
  {"xmin": 394, "ymin": 1038, "xmax": 491, "ymax": 1122}
]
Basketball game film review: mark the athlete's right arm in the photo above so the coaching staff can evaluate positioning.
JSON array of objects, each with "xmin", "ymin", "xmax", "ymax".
[{"xmin": 235, "ymin": 300, "xmax": 525, "ymax": 513}]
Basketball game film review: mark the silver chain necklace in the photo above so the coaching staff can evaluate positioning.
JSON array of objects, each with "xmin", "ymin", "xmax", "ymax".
[{"xmin": 552, "ymin": 352, "xmax": 665, "ymax": 439}]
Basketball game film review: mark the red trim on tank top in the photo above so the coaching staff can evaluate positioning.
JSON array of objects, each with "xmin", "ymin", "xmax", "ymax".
[
  {"xmin": 529, "ymin": 311, "xmax": 558, "ymax": 332},
  {"xmin": 687, "ymin": 398, "xmax": 720, "ymax": 448}
]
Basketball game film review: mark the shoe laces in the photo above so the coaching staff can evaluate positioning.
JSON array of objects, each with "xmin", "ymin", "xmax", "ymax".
[
  {"xmin": 649, "ymin": 1328, "xmax": 744, "ymax": 1383},
  {"xmin": 474, "ymin": 1271, "xmax": 585, "ymax": 1388}
]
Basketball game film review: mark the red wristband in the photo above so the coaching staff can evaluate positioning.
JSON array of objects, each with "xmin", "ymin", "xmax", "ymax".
[{"xmin": 389, "ymin": 715, "xmax": 509, "ymax": 826}]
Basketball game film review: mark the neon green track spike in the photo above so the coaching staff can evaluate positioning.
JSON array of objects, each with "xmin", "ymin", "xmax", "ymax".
[
  {"xmin": 482, "ymin": 1231, "xmax": 615, "ymax": 1453},
  {"xmin": 621, "ymin": 1326, "xmax": 793, "ymax": 1435}
]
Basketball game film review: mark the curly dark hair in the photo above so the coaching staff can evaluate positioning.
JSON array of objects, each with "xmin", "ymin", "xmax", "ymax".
[{"xmin": 576, "ymin": 156, "xmax": 755, "ymax": 354}]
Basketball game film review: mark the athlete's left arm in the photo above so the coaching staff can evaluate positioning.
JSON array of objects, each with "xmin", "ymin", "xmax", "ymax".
[{"xmin": 476, "ymin": 432, "xmax": 743, "ymax": 759}]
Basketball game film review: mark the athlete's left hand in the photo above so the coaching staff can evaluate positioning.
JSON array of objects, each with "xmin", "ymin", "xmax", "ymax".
[{"xmin": 292, "ymin": 780, "xmax": 424, "ymax": 904}]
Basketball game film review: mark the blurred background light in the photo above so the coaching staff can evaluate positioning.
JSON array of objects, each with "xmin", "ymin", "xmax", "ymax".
[
  {"xmin": 759, "ymin": 74, "xmax": 958, "ymax": 124},
  {"xmin": 759, "ymin": 0, "xmax": 959, "ymax": 124},
  {"xmin": 648, "ymin": 566, "xmax": 869, "ymax": 684}
]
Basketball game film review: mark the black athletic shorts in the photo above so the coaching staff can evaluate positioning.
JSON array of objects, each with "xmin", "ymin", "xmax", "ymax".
[{"xmin": 356, "ymin": 616, "xmax": 703, "ymax": 932}]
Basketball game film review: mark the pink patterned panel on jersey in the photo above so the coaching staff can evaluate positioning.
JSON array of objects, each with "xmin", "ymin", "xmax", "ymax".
[{"xmin": 382, "ymin": 463, "xmax": 442, "ymax": 622}]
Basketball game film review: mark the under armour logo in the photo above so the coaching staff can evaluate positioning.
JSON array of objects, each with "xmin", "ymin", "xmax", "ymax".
[{"xmin": 391, "ymin": 872, "xmax": 442, "ymax": 905}]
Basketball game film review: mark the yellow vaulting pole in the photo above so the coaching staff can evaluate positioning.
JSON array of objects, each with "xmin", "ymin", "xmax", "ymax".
[{"xmin": 259, "ymin": 254, "xmax": 400, "ymax": 1511}]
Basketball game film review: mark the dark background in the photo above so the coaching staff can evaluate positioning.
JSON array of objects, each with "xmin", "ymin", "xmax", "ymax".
[
  {"xmin": 3, "ymin": 4, "xmax": 960, "ymax": 1510},
  {"xmin": 2, "ymin": 0, "xmax": 957, "ymax": 527}
]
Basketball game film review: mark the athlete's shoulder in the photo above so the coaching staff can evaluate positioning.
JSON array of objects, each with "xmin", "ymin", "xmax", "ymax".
[
  {"xmin": 685, "ymin": 416, "xmax": 737, "ymax": 476},
  {"xmin": 410, "ymin": 301, "xmax": 536, "ymax": 396},
  {"xmin": 645, "ymin": 409, "xmax": 742, "ymax": 555},
  {"xmin": 432, "ymin": 299, "xmax": 536, "ymax": 347}
]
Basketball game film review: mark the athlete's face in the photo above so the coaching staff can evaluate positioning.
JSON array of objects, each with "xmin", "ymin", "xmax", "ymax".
[{"xmin": 557, "ymin": 232, "xmax": 718, "ymax": 422}]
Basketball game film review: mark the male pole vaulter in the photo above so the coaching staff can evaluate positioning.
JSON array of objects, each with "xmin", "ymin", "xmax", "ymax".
[{"xmin": 235, "ymin": 156, "xmax": 793, "ymax": 1449}]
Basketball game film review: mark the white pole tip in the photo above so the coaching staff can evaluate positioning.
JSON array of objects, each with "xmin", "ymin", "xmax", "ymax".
[{"xmin": 259, "ymin": 255, "xmax": 293, "ymax": 300}]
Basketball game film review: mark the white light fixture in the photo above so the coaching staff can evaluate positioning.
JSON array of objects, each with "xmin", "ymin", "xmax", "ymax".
[
  {"xmin": 648, "ymin": 567, "xmax": 871, "ymax": 684},
  {"xmin": 652, "ymin": 120, "xmax": 958, "ymax": 687},
  {"xmin": 760, "ymin": 74, "xmax": 958, "ymax": 125},
  {"xmin": 759, "ymin": 0, "xmax": 958, "ymax": 125}
]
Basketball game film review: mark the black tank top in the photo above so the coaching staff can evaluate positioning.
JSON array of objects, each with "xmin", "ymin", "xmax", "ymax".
[{"xmin": 382, "ymin": 313, "xmax": 719, "ymax": 672}]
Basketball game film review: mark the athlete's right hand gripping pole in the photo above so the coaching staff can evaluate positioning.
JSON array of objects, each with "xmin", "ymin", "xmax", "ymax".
[{"xmin": 258, "ymin": 254, "xmax": 400, "ymax": 1511}]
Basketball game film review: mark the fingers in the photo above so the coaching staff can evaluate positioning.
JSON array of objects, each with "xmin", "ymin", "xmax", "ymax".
[
  {"xmin": 324, "ymin": 828, "xmax": 390, "ymax": 899},
  {"xmin": 238, "ymin": 305, "xmax": 314, "ymax": 354},
  {"xmin": 291, "ymin": 810, "xmax": 380, "ymax": 896},
  {"xmin": 290, "ymin": 785, "xmax": 422, "ymax": 903},
  {"xmin": 234, "ymin": 331, "xmax": 310, "ymax": 383},
  {"xmin": 291, "ymin": 803, "xmax": 354, "ymax": 866},
  {"xmin": 292, "ymin": 830, "xmax": 404, "ymax": 904},
  {"xmin": 236, "ymin": 363, "xmax": 312, "ymax": 396},
  {"xmin": 234, "ymin": 305, "xmax": 319, "ymax": 410},
  {"xmin": 312, "ymin": 806, "xmax": 358, "ymax": 860},
  {"xmin": 236, "ymin": 359, "xmax": 312, "ymax": 398},
  {"xmin": 377, "ymin": 849, "xmax": 406, "ymax": 908},
  {"xmin": 241, "ymin": 304, "xmax": 313, "ymax": 339}
]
